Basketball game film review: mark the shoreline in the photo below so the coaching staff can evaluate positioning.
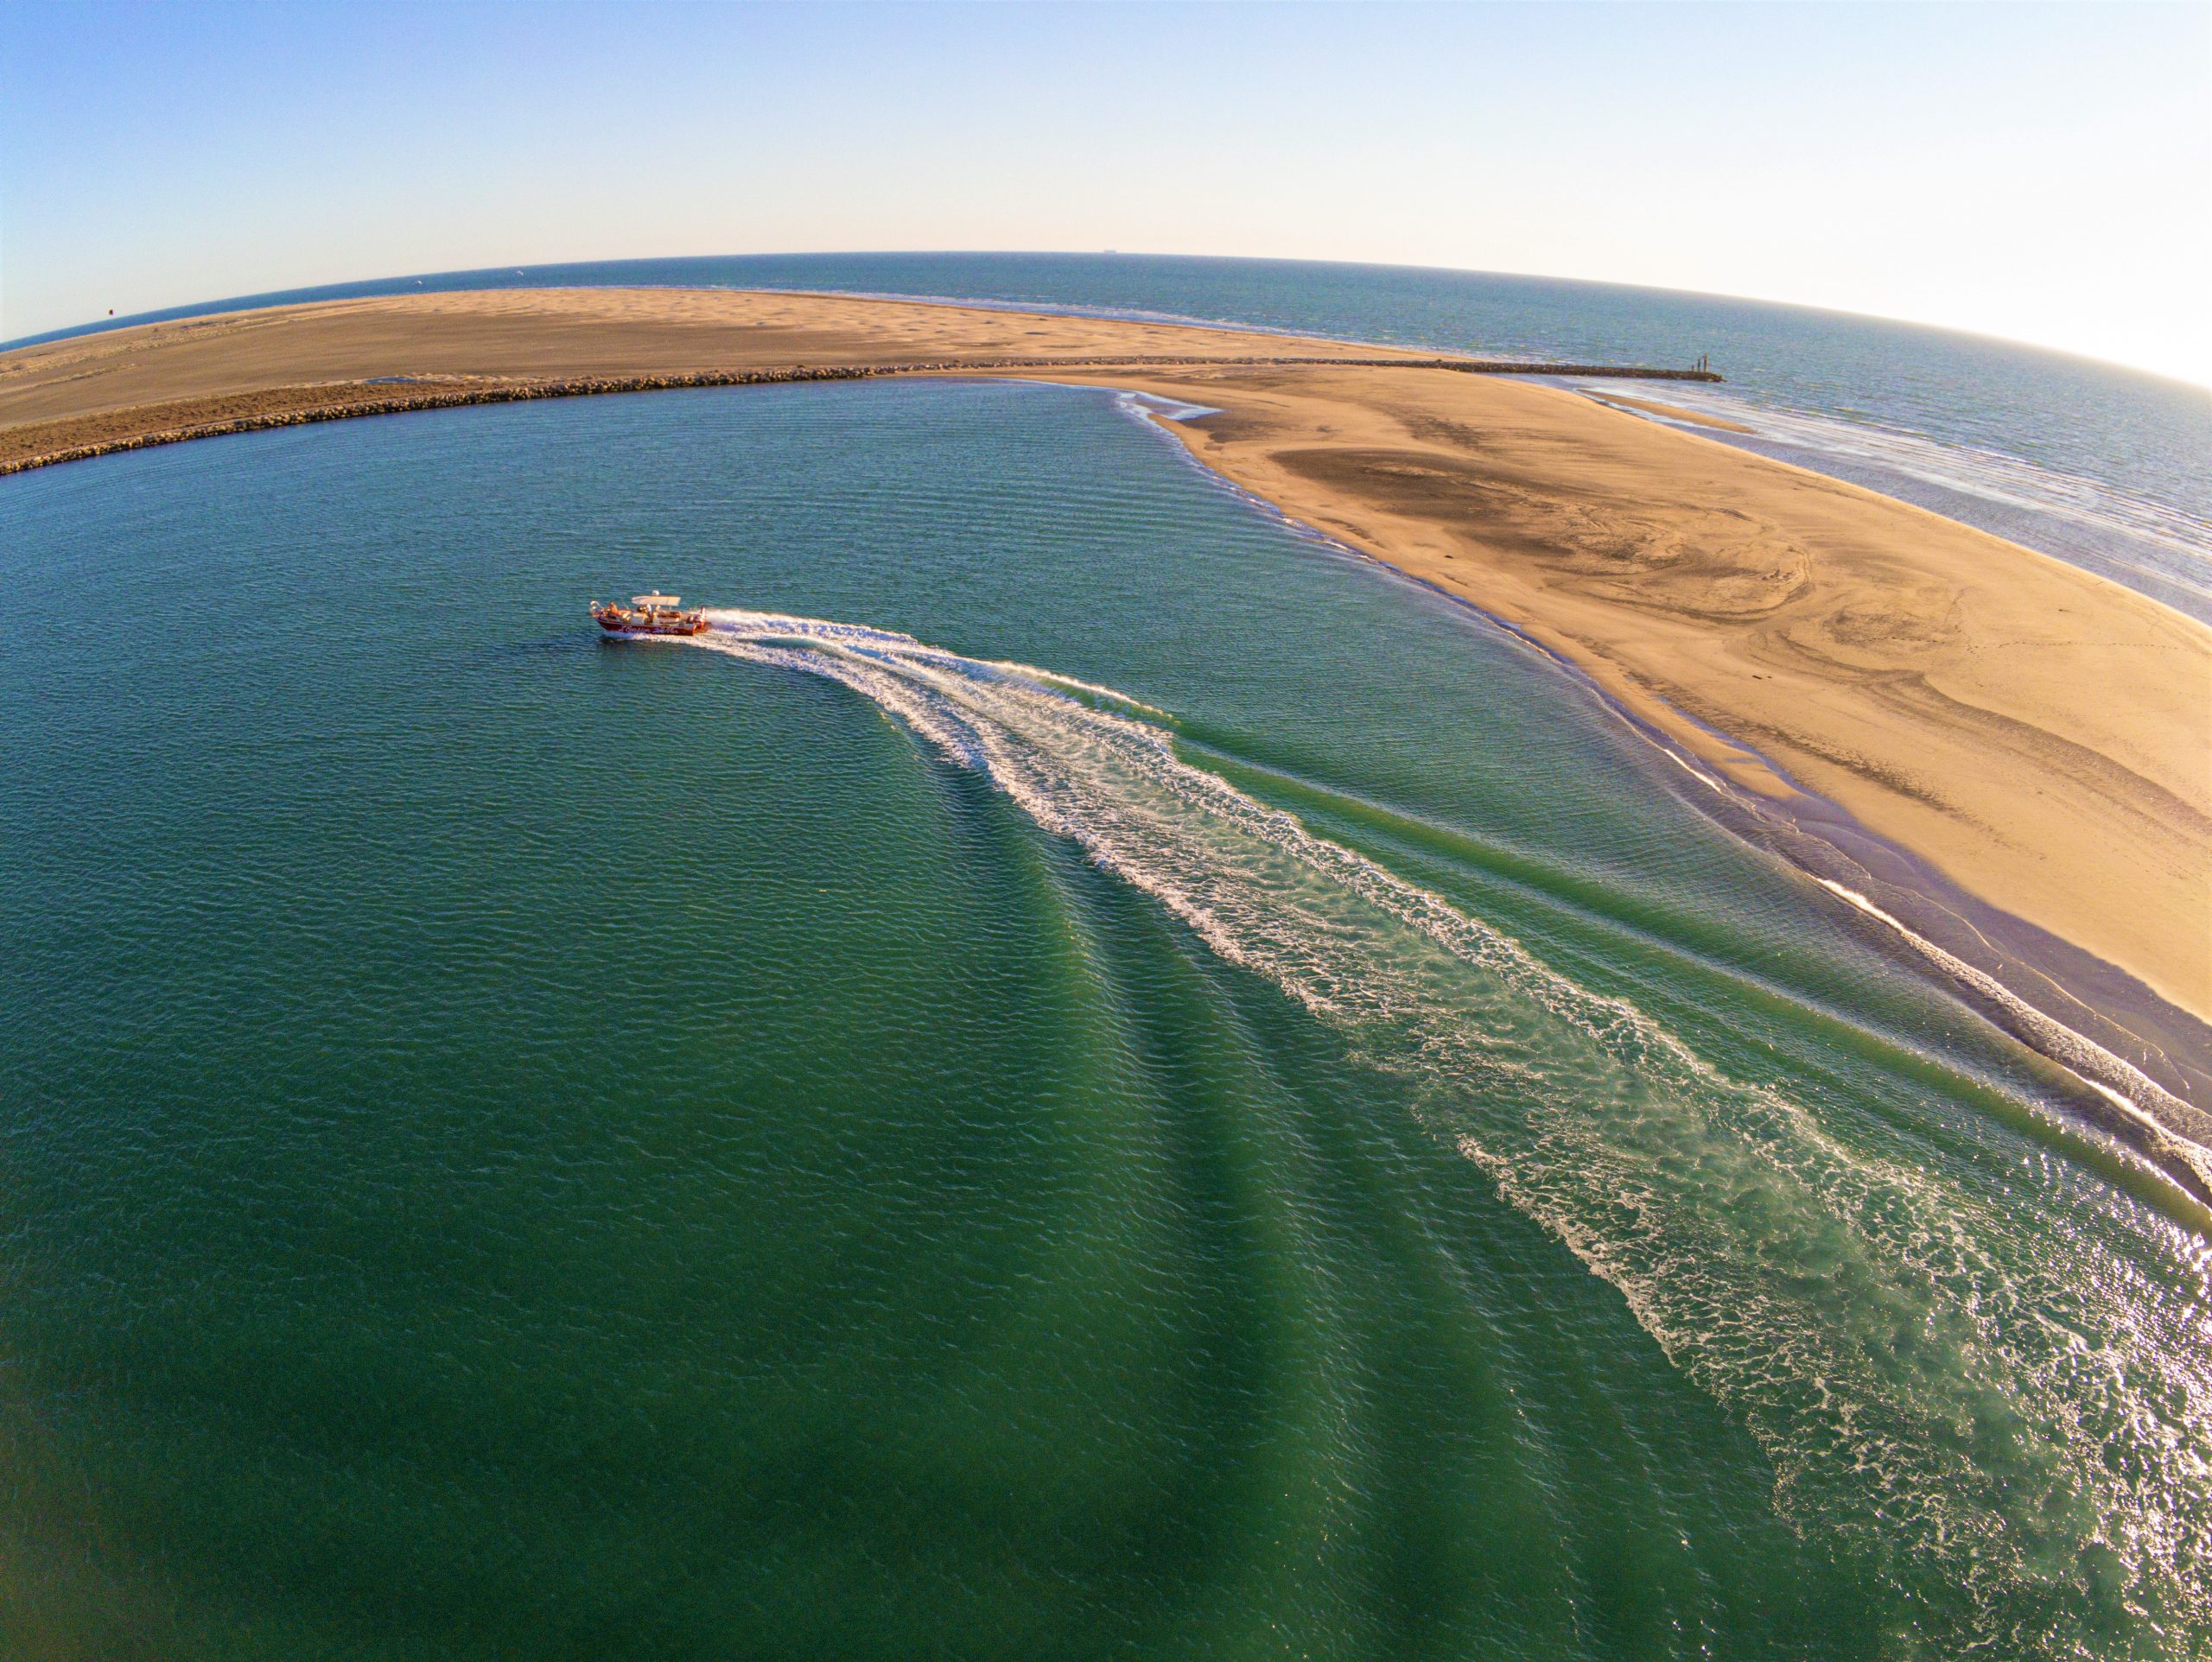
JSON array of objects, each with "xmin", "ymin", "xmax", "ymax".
[
  {"xmin": 1032, "ymin": 356, "xmax": 2209, "ymax": 1019},
  {"xmin": 1096, "ymin": 384, "xmax": 2212, "ymax": 1203},
  {"xmin": 4, "ymin": 286, "xmax": 2205, "ymax": 1188}
]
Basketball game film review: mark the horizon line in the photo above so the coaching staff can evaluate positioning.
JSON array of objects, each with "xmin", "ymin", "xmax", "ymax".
[{"xmin": 5, "ymin": 249, "xmax": 2204, "ymax": 394}]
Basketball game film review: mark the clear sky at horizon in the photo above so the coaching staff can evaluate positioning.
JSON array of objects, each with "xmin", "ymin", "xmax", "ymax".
[{"xmin": 5, "ymin": 1, "xmax": 2208, "ymax": 383}]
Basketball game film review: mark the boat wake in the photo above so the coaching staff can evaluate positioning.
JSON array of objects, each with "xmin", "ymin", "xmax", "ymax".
[{"xmin": 693, "ymin": 607, "xmax": 2209, "ymax": 1653}]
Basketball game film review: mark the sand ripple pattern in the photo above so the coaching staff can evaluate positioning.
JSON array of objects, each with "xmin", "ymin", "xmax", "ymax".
[{"xmin": 693, "ymin": 607, "xmax": 2210, "ymax": 1659}]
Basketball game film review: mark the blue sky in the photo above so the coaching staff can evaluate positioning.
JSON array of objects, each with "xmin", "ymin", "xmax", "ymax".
[{"xmin": 4, "ymin": 2, "xmax": 2207, "ymax": 379}]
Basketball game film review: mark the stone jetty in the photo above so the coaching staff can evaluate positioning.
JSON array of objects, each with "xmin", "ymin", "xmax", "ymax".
[{"xmin": 0, "ymin": 355, "xmax": 1722, "ymax": 479}]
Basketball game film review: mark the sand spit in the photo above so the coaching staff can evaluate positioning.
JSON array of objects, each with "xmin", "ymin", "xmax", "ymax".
[{"xmin": 3, "ymin": 287, "xmax": 2205, "ymax": 1120}]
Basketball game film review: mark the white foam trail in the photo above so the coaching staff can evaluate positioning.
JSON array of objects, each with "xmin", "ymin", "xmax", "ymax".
[
  {"xmin": 1814, "ymin": 879, "xmax": 2212, "ymax": 1174},
  {"xmin": 694, "ymin": 608, "xmax": 2211, "ymax": 1653},
  {"xmin": 1112, "ymin": 388, "xmax": 1224, "ymax": 424}
]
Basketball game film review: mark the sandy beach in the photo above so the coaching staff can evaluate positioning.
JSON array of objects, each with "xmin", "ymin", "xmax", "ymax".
[{"xmin": 4, "ymin": 286, "xmax": 2205, "ymax": 1060}]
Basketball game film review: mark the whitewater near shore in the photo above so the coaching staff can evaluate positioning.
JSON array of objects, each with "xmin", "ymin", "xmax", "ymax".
[{"xmin": 3, "ymin": 286, "xmax": 2204, "ymax": 1075}]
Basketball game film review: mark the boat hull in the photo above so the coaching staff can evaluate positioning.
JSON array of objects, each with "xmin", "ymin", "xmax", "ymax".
[{"xmin": 591, "ymin": 605, "xmax": 709, "ymax": 637}]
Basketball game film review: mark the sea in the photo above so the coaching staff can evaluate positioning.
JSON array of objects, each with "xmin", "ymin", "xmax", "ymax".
[{"xmin": 3, "ymin": 257, "xmax": 2208, "ymax": 1659}]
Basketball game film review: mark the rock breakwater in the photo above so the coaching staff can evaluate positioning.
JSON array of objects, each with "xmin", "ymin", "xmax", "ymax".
[{"xmin": 0, "ymin": 356, "xmax": 1720, "ymax": 479}]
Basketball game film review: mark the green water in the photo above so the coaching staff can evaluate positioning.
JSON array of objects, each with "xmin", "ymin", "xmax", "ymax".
[{"xmin": 2, "ymin": 380, "xmax": 2205, "ymax": 1659}]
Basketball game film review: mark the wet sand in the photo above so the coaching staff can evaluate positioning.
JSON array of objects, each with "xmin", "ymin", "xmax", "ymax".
[
  {"xmin": 1575, "ymin": 391, "xmax": 1754, "ymax": 432},
  {"xmin": 4, "ymin": 287, "xmax": 2206, "ymax": 1070}
]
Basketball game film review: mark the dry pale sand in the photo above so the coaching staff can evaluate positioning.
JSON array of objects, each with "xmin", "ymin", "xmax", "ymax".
[{"xmin": 5, "ymin": 288, "xmax": 2207, "ymax": 1033}]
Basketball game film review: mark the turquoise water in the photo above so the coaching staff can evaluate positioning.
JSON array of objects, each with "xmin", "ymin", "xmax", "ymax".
[
  {"xmin": 3, "ymin": 378, "xmax": 2207, "ymax": 1658},
  {"xmin": 18, "ymin": 251, "xmax": 2209, "ymax": 618}
]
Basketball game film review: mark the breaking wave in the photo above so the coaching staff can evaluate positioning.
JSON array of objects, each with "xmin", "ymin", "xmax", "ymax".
[
  {"xmin": 1580, "ymin": 383, "xmax": 2212, "ymax": 620},
  {"xmin": 694, "ymin": 606, "xmax": 2211, "ymax": 1656}
]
